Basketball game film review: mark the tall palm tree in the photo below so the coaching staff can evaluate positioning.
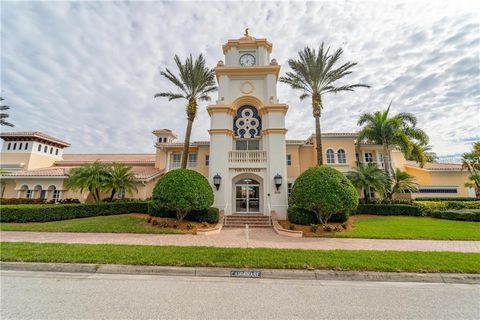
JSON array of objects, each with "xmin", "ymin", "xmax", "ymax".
[
  {"xmin": 106, "ymin": 163, "xmax": 138, "ymax": 201},
  {"xmin": 279, "ymin": 45, "xmax": 369, "ymax": 164},
  {"xmin": 0, "ymin": 97, "xmax": 14, "ymax": 127},
  {"xmin": 65, "ymin": 162, "xmax": 110, "ymax": 202},
  {"xmin": 155, "ymin": 54, "xmax": 217, "ymax": 169},
  {"xmin": 386, "ymin": 168, "xmax": 419, "ymax": 199},
  {"xmin": 346, "ymin": 164, "xmax": 388, "ymax": 203},
  {"xmin": 357, "ymin": 103, "xmax": 428, "ymax": 175}
]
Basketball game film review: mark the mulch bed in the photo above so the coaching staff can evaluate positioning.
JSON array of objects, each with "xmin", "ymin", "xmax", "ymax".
[
  {"xmin": 129, "ymin": 213, "xmax": 216, "ymax": 234},
  {"xmin": 278, "ymin": 216, "xmax": 357, "ymax": 237}
]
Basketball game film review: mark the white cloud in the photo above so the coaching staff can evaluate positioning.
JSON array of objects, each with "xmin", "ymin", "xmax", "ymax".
[{"xmin": 1, "ymin": 0, "xmax": 479, "ymax": 156}]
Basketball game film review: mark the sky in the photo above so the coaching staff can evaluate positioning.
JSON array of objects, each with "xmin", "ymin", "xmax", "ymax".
[{"xmin": 1, "ymin": 0, "xmax": 479, "ymax": 158}]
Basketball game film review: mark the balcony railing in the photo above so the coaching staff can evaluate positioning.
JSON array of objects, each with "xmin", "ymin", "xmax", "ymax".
[
  {"xmin": 359, "ymin": 161, "xmax": 384, "ymax": 168},
  {"xmin": 228, "ymin": 150, "xmax": 267, "ymax": 163}
]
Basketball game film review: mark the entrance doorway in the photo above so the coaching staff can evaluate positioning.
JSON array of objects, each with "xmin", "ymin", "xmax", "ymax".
[{"xmin": 235, "ymin": 178, "xmax": 260, "ymax": 213}]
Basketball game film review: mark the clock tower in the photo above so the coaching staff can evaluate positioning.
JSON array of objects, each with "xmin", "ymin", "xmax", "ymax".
[{"xmin": 207, "ymin": 31, "xmax": 289, "ymax": 218}]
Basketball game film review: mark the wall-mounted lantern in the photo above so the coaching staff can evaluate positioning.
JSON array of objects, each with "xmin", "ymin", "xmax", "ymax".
[
  {"xmin": 213, "ymin": 174, "xmax": 222, "ymax": 190},
  {"xmin": 274, "ymin": 174, "xmax": 282, "ymax": 191}
]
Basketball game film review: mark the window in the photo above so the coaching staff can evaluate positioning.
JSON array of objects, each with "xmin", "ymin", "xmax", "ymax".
[
  {"xmin": 418, "ymin": 188, "xmax": 457, "ymax": 194},
  {"xmin": 326, "ymin": 149, "xmax": 335, "ymax": 164},
  {"xmin": 38, "ymin": 144, "xmax": 42, "ymax": 151},
  {"xmin": 164, "ymin": 137, "xmax": 167, "ymax": 143},
  {"xmin": 44, "ymin": 146, "xmax": 47, "ymax": 153},
  {"xmin": 25, "ymin": 143, "xmax": 29, "ymax": 150},
  {"xmin": 7, "ymin": 143, "xmax": 11, "ymax": 150},
  {"xmin": 55, "ymin": 149, "xmax": 59, "ymax": 155},
  {"xmin": 355, "ymin": 153, "xmax": 359, "ymax": 162},
  {"xmin": 26, "ymin": 190, "xmax": 33, "ymax": 199},
  {"xmin": 118, "ymin": 187, "xmax": 125, "ymax": 199},
  {"xmin": 13, "ymin": 143, "xmax": 17, "ymax": 150},
  {"xmin": 337, "ymin": 149, "xmax": 346, "ymax": 164},
  {"xmin": 170, "ymin": 153, "xmax": 181, "ymax": 168},
  {"xmin": 286, "ymin": 154, "xmax": 292, "ymax": 166},
  {"xmin": 205, "ymin": 155, "xmax": 209, "ymax": 166},
  {"xmin": 19, "ymin": 143, "xmax": 23, "ymax": 150},
  {"xmin": 368, "ymin": 187, "xmax": 375, "ymax": 200},
  {"xmin": 288, "ymin": 183, "xmax": 293, "ymax": 196},
  {"xmin": 188, "ymin": 153, "xmax": 197, "ymax": 167},
  {"xmin": 53, "ymin": 189, "xmax": 61, "ymax": 202},
  {"xmin": 50, "ymin": 147, "xmax": 53, "ymax": 154},
  {"xmin": 378, "ymin": 153, "xmax": 384, "ymax": 168},
  {"xmin": 235, "ymin": 139, "xmax": 259, "ymax": 150},
  {"xmin": 364, "ymin": 153, "xmax": 373, "ymax": 163}
]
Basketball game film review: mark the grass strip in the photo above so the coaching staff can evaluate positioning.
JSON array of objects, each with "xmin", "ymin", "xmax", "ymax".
[
  {"xmin": 1, "ymin": 242, "xmax": 479, "ymax": 273},
  {"xmin": 331, "ymin": 216, "xmax": 480, "ymax": 241},
  {"xmin": 0, "ymin": 215, "xmax": 182, "ymax": 234}
]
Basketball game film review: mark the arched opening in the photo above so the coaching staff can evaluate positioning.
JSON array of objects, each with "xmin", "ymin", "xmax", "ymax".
[
  {"xmin": 18, "ymin": 184, "xmax": 29, "ymax": 198},
  {"xmin": 326, "ymin": 149, "xmax": 335, "ymax": 164},
  {"xmin": 33, "ymin": 185, "xmax": 45, "ymax": 200},
  {"xmin": 234, "ymin": 176, "xmax": 261, "ymax": 214},
  {"xmin": 337, "ymin": 149, "xmax": 346, "ymax": 164},
  {"xmin": 47, "ymin": 185, "xmax": 61, "ymax": 202}
]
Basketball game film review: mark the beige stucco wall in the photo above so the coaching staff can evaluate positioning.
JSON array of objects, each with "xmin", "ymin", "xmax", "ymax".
[{"xmin": 195, "ymin": 146, "xmax": 209, "ymax": 178}]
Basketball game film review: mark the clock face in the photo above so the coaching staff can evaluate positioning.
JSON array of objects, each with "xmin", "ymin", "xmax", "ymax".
[{"xmin": 239, "ymin": 53, "xmax": 256, "ymax": 67}]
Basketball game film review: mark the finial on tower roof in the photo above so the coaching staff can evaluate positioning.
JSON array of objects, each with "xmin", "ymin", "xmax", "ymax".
[{"xmin": 244, "ymin": 28, "xmax": 249, "ymax": 36}]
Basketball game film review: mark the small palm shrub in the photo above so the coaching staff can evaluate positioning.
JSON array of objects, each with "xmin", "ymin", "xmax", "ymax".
[
  {"xmin": 289, "ymin": 166, "xmax": 358, "ymax": 225},
  {"xmin": 152, "ymin": 169, "xmax": 214, "ymax": 221}
]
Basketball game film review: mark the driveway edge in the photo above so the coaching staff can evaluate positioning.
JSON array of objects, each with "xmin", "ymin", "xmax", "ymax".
[{"xmin": 1, "ymin": 261, "xmax": 479, "ymax": 284}]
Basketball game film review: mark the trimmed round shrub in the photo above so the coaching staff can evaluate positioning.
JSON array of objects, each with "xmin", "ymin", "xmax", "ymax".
[
  {"xmin": 152, "ymin": 169, "xmax": 214, "ymax": 221},
  {"xmin": 289, "ymin": 166, "xmax": 358, "ymax": 225}
]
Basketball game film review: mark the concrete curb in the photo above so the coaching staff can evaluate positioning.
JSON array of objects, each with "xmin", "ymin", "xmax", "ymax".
[{"xmin": 1, "ymin": 261, "xmax": 479, "ymax": 284}]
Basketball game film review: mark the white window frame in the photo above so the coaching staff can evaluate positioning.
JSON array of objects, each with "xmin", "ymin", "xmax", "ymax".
[
  {"xmin": 286, "ymin": 154, "xmax": 292, "ymax": 166},
  {"xmin": 326, "ymin": 149, "xmax": 335, "ymax": 164},
  {"xmin": 365, "ymin": 153, "xmax": 373, "ymax": 163},
  {"xmin": 337, "ymin": 149, "xmax": 346, "ymax": 164}
]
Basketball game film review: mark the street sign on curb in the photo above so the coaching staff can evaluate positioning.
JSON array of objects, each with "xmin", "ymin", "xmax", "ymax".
[{"xmin": 230, "ymin": 270, "xmax": 261, "ymax": 278}]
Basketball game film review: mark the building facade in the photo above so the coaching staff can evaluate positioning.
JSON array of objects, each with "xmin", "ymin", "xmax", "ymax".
[{"xmin": 0, "ymin": 33, "xmax": 475, "ymax": 218}]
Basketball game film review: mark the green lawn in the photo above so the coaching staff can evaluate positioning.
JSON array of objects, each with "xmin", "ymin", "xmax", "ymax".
[
  {"xmin": 331, "ymin": 215, "xmax": 480, "ymax": 240},
  {"xmin": 1, "ymin": 242, "xmax": 479, "ymax": 273},
  {"xmin": 0, "ymin": 214, "xmax": 182, "ymax": 234}
]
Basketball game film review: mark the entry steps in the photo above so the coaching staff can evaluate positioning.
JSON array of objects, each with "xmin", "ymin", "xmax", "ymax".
[{"xmin": 223, "ymin": 214, "xmax": 272, "ymax": 228}]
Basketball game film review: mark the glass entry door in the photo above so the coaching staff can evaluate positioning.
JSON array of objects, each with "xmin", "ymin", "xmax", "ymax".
[{"xmin": 235, "ymin": 179, "xmax": 260, "ymax": 213}]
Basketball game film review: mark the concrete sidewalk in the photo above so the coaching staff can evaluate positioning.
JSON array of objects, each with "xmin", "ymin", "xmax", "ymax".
[{"xmin": 2, "ymin": 229, "xmax": 480, "ymax": 252}]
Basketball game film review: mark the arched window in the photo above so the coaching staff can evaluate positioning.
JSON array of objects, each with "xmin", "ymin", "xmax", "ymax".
[
  {"xmin": 233, "ymin": 105, "xmax": 261, "ymax": 138},
  {"xmin": 326, "ymin": 149, "xmax": 335, "ymax": 164},
  {"xmin": 337, "ymin": 149, "xmax": 346, "ymax": 164}
]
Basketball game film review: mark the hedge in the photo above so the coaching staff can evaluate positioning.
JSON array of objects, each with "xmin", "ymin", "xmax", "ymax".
[
  {"xmin": 355, "ymin": 204, "xmax": 422, "ymax": 216},
  {"xmin": 287, "ymin": 206, "xmax": 349, "ymax": 225},
  {"xmin": 414, "ymin": 197, "xmax": 478, "ymax": 201},
  {"xmin": 431, "ymin": 209, "xmax": 480, "ymax": 222},
  {"xmin": 148, "ymin": 203, "xmax": 219, "ymax": 224},
  {"xmin": 0, "ymin": 198, "xmax": 47, "ymax": 205},
  {"xmin": 0, "ymin": 201, "xmax": 149, "ymax": 223}
]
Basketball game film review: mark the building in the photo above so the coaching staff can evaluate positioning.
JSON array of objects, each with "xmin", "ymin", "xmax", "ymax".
[{"xmin": 0, "ymin": 33, "xmax": 474, "ymax": 218}]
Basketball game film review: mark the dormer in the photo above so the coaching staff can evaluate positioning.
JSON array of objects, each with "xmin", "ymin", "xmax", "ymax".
[
  {"xmin": 153, "ymin": 129, "xmax": 177, "ymax": 145},
  {"xmin": 0, "ymin": 131, "xmax": 71, "ymax": 170}
]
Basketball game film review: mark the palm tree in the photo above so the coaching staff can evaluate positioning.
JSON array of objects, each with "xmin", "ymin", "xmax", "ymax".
[
  {"xmin": 462, "ymin": 141, "xmax": 480, "ymax": 194},
  {"xmin": 155, "ymin": 54, "xmax": 217, "ymax": 169},
  {"xmin": 346, "ymin": 164, "xmax": 388, "ymax": 203},
  {"xmin": 279, "ymin": 45, "xmax": 369, "ymax": 165},
  {"xmin": 0, "ymin": 97, "xmax": 14, "ymax": 127},
  {"xmin": 357, "ymin": 103, "xmax": 428, "ymax": 175},
  {"xmin": 106, "ymin": 163, "xmax": 138, "ymax": 201},
  {"xmin": 65, "ymin": 162, "xmax": 110, "ymax": 202},
  {"xmin": 386, "ymin": 168, "xmax": 418, "ymax": 199},
  {"xmin": 408, "ymin": 143, "xmax": 437, "ymax": 167}
]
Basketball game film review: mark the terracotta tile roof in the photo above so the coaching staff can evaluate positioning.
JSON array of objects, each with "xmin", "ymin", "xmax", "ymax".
[
  {"xmin": 0, "ymin": 131, "xmax": 71, "ymax": 147},
  {"xmin": 1, "ymin": 165, "xmax": 164, "ymax": 181},
  {"xmin": 405, "ymin": 161, "xmax": 464, "ymax": 171},
  {"xmin": 1, "ymin": 167, "xmax": 70, "ymax": 177},
  {"xmin": 56, "ymin": 154, "xmax": 156, "ymax": 166}
]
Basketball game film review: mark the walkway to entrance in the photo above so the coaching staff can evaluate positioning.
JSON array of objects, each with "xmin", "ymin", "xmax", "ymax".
[{"xmin": 1, "ymin": 229, "xmax": 479, "ymax": 252}]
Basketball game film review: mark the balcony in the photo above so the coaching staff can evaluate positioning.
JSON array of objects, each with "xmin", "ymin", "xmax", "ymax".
[{"xmin": 228, "ymin": 150, "xmax": 267, "ymax": 163}]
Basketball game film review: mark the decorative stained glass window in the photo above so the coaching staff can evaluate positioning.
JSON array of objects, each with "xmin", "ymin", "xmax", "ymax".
[{"xmin": 233, "ymin": 105, "xmax": 261, "ymax": 138}]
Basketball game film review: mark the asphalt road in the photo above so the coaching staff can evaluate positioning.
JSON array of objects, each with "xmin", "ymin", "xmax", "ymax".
[{"xmin": 1, "ymin": 270, "xmax": 479, "ymax": 320}]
